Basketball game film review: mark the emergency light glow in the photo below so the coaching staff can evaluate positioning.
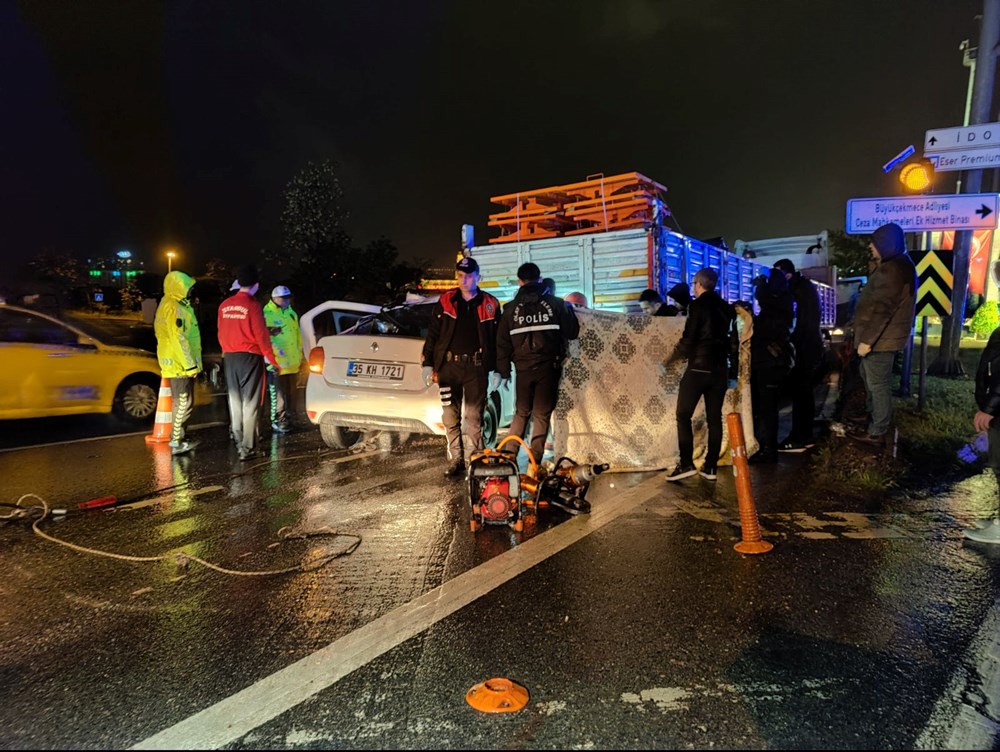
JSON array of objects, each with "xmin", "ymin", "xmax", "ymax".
[{"xmin": 899, "ymin": 159, "xmax": 934, "ymax": 192}]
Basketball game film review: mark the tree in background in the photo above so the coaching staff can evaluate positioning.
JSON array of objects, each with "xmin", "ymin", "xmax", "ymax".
[
  {"xmin": 269, "ymin": 161, "xmax": 425, "ymax": 308},
  {"xmin": 21, "ymin": 249, "xmax": 83, "ymax": 304},
  {"xmin": 268, "ymin": 159, "xmax": 353, "ymax": 303},
  {"xmin": 338, "ymin": 237, "xmax": 427, "ymax": 303},
  {"xmin": 203, "ymin": 257, "xmax": 235, "ymax": 295},
  {"xmin": 119, "ymin": 284, "xmax": 143, "ymax": 312},
  {"xmin": 828, "ymin": 229, "xmax": 872, "ymax": 277}
]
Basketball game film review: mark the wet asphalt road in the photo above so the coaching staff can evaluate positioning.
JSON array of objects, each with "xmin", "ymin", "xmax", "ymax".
[{"xmin": 0, "ymin": 415, "xmax": 999, "ymax": 749}]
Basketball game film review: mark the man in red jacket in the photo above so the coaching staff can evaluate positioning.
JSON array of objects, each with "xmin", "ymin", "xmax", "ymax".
[{"xmin": 217, "ymin": 265, "xmax": 278, "ymax": 461}]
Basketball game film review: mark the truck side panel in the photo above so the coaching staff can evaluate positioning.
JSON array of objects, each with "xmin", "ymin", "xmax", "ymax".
[{"xmin": 471, "ymin": 226, "xmax": 835, "ymax": 326}]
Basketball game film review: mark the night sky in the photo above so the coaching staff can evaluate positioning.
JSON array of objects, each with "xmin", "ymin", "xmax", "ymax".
[{"xmin": 0, "ymin": 0, "xmax": 985, "ymax": 277}]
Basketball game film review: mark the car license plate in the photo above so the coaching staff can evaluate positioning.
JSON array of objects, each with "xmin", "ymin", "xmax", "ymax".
[{"xmin": 347, "ymin": 360, "xmax": 404, "ymax": 380}]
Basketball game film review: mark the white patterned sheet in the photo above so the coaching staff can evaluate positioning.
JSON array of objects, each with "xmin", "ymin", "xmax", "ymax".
[{"xmin": 552, "ymin": 306, "xmax": 757, "ymax": 472}]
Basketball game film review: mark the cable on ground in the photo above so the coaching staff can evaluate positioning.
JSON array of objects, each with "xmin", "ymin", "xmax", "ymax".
[{"xmin": 7, "ymin": 494, "xmax": 361, "ymax": 576}]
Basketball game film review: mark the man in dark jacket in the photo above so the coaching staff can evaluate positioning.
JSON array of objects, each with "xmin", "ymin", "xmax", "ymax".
[
  {"xmin": 421, "ymin": 256, "xmax": 502, "ymax": 478},
  {"xmin": 666, "ymin": 268, "xmax": 735, "ymax": 481},
  {"xmin": 748, "ymin": 270, "xmax": 795, "ymax": 464},
  {"xmin": 851, "ymin": 222, "xmax": 917, "ymax": 446},
  {"xmin": 496, "ymin": 262, "xmax": 580, "ymax": 468},
  {"xmin": 773, "ymin": 258, "xmax": 824, "ymax": 452},
  {"xmin": 639, "ymin": 289, "xmax": 678, "ymax": 317}
]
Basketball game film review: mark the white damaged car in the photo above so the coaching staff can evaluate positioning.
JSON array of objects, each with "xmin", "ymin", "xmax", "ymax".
[{"xmin": 302, "ymin": 296, "xmax": 513, "ymax": 450}]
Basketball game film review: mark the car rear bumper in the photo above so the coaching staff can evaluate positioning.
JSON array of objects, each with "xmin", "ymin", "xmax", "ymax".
[{"xmin": 305, "ymin": 378, "xmax": 446, "ymax": 435}]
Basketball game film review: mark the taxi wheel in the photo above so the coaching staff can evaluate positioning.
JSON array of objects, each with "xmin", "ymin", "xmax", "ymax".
[
  {"xmin": 319, "ymin": 420, "xmax": 361, "ymax": 449},
  {"xmin": 114, "ymin": 376, "xmax": 159, "ymax": 422}
]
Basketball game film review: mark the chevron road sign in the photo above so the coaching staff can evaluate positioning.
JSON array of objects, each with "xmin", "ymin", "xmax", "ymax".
[{"xmin": 910, "ymin": 250, "xmax": 954, "ymax": 317}]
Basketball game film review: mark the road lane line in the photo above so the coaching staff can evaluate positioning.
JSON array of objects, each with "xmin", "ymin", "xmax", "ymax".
[
  {"xmin": 131, "ymin": 471, "xmax": 669, "ymax": 750},
  {"xmin": 0, "ymin": 422, "xmax": 228, "ymax": 453}
]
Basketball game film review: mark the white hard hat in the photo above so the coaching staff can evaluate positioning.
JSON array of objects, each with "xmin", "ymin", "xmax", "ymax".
[{"xmin": 272, "ymin": 285, "xmax": 292, "ymax": 298}]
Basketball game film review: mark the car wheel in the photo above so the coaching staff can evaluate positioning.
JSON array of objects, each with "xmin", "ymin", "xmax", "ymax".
[
  {"xmin": 482, "ymin": 391, "xmax": 501, "ymax": 448},
  {"xmin": 319, "ymin": 418, "xmax": 362, "ymax": 449},
  {"xmin": 114, "ymin": 375, "xmax": 159, "ymax": 422}
]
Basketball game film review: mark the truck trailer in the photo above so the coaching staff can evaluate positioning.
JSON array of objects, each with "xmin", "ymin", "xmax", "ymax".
[{"xmin": 468, "ymin": 224, "xmax": 838, "ymax": 329}]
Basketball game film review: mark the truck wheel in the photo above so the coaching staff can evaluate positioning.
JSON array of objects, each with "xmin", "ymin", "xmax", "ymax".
[
  {"xmin": 113, "ymin": 375, "xmax": 159, "ymax": 422},
  {"xmin": 319, "ymin": 419, "xmax": 362, "ymax": 449}
]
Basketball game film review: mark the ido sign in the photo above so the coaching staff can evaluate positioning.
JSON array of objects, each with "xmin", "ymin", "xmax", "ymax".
[{"xmin": 845, "ymin": 193, "xmax": 1000, "ymax": 234}]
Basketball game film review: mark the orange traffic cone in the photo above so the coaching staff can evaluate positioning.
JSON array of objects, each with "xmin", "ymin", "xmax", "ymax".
[
  {"xmin": 726, "ymin": 412, "xmax": 773, "ymax": 555},
  {"xmin": 145, "ymin": 378, "xmax": 173, "ymax": 444}
]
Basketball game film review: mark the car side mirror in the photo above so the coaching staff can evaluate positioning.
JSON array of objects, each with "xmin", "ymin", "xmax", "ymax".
[{"xmin": 76, "ymin": 334, "xmax": 98, "ymax": 349}]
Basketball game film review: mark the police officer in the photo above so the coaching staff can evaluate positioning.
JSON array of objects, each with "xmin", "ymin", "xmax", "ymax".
[
  {"xmin": 263, "ymin": 284, "xmax": 303, "ymax": 434},
  {"xmin": 496, "ymin": 262, "xmax": 580, "ymax": 467},
  {"xmin": 422, "ymin": 256, "xmax": 502, "ymax": 478},
  {"xmin": 154, "ymin": 270, "xmax": 203, "ymax": 455}
]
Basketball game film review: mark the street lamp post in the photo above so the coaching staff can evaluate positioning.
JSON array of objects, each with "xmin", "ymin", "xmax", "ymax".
[{"xmin": 166, "ymin": 250, "xmax": 176, "ymax": 273}]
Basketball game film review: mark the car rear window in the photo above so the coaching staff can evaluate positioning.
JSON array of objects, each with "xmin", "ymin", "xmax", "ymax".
[{"xmin": 350, "ymin": 304, "xmax": 435, "ymax": 338}]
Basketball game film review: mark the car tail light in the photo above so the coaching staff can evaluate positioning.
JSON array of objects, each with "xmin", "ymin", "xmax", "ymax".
[{"xmin": 308, "ymin": 347, "xmax": 325, "ymax": 374}]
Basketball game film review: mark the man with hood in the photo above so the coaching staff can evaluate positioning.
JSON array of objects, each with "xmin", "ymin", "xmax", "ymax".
[
  {"xmin": 263, "ymin": 285, "xmax": 303, "ymax": 434},
  {"xmin": 154, "ymin": 270, "xmax": 203, "ymax": 455},
  {"xmin": 851, "ymin": 222, "xmax": 916, "ymax": 446},
  {"xmin": 496, "ymin": 262, "xmax": 580, "ymax": 475}
]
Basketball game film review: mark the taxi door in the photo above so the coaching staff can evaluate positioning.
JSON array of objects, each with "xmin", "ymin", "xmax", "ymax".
[{"xmin": 0, "ymin": 308, "xmax": 103, "ymax": 417}]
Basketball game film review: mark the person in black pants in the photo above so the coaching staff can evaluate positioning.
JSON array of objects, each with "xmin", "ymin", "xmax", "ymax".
[
  {"xmin": 217, "ymin": 265, "xmax": 279, "ymax": 461},
  {"xmin": 666, "ymin": 268, "xmax": 735, "ymax": 481},
  {"xmin": 748, "ymin": 270, "xmax": 795, "ymax": 463},
  {"xmin": 421, "ymin": 256, "xmax": 501, "ymax": 478},
  {"xmin": 496, "ymin": 262, "xmax": 580, "ymax": 469},
  {"xmin": 773, "ymin": 258, "xmax": 824, "ymax": 452}
]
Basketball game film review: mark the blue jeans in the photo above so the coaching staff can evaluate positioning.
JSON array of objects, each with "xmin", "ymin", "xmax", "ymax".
[{"xmin": 860, "ymin": 351, "xmax": 896, "ymax": 436}]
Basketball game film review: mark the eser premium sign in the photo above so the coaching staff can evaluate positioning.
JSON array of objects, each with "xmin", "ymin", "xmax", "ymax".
[{"xmin": 845, "ymin": 193, "xmax": 1000, "ymax": 234}]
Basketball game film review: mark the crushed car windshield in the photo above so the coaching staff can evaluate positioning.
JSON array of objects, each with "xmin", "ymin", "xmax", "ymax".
[{"xmin": 350, "ymin": 304, "xmax": 434, "ymax": 338}]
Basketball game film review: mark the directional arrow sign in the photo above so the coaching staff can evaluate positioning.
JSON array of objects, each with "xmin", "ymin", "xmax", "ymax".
[
  {"xmin": 845, "ymin": 193, "xmax": 1000, "ymax": 234},
  {"xmin": 924, "ymin": 122, "xmax": 1000, "ymax": 153},
  {"xmin": 927, "ymin": 147, "xmax": 1000, "ymax": 172}
]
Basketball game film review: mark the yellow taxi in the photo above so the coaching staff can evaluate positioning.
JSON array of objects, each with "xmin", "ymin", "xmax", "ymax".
[{"xmin": 0, "ymin": 304, "xmax": 162, "ymax": 422}]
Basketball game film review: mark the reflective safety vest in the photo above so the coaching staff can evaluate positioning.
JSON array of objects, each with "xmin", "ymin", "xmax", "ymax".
[{"xmin": 263, "ymin": 300, "xmax": 303, "ymax": 375}]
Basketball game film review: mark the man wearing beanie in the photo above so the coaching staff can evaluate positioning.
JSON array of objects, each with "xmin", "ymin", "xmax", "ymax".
[
  {"xmin": 850, "ymin": 222, "xmax": 916, "ymax": 447},
  {"xmin": 217, "ymin": 265, "xmax": 279, "ymax": 461},
  {"xmin": 421, "ymin": 255, "xmax": 501, "ymax": 478}
]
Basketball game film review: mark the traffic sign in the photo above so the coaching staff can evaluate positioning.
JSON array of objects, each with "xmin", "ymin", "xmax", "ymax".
[
  {"xmin": 924, "ymin": 122, "xmax": 1000, "ymax": 153},
  {"xmin": 845, "ymin": 193, "xmax": 1000, "ymax": 234},
  {"xmin": 910, "ymin": 250, "xmax": 954, "ymax": 317},
  {"xmin": 927, "ymin": 147, "xmax": 1000, "ymax": 172}
]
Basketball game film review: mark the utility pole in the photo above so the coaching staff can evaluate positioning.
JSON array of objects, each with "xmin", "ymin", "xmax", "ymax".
[{"xmin": 931, "ymin": 0, "xmax": 1000, "ymax": 375}]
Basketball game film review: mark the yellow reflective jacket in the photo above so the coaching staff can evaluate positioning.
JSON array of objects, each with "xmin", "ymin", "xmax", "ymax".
[
  {"xmin": 154, "ymin": 271, "xmax": 202, "ymax": 378},
  {"xmin": 263, "ymin": 299, "xmax": 303, "ymax": 375}
]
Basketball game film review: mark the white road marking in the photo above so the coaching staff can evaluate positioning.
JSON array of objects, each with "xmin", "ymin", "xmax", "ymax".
[
  {"xmin": 131, "ymin": 472, "xmax": 669, "ymax": 750},
  {"xmin": 0, "ymin": 422, "xmax": 228, "ymax": 453}
]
